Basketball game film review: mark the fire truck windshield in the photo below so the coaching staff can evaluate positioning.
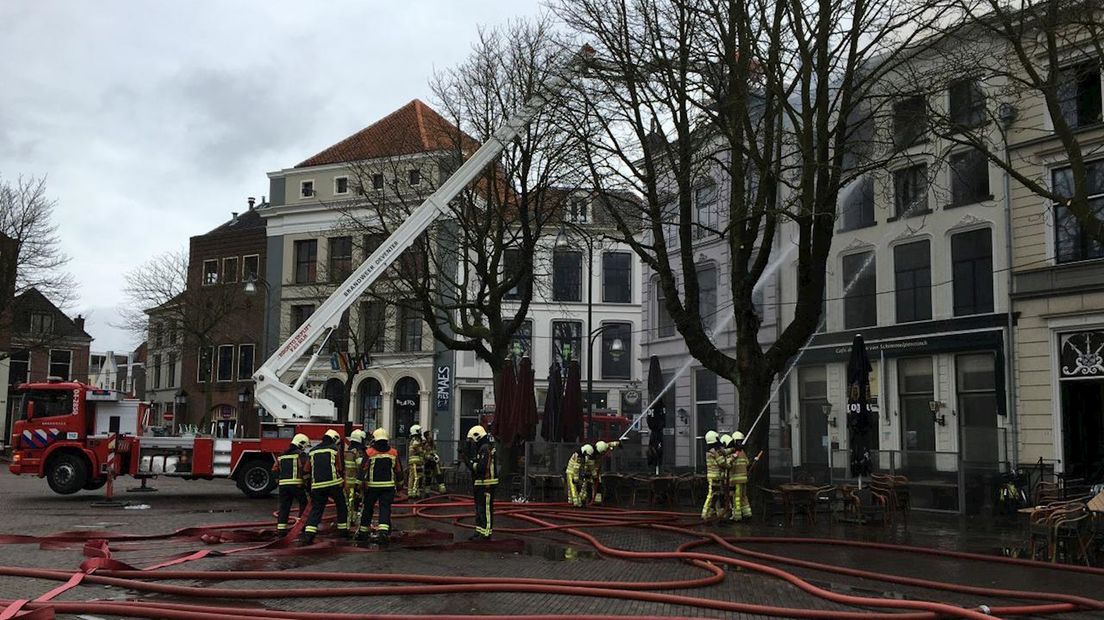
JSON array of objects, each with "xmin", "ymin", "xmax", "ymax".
[{"xmin": 20, "ymin": 390, "xmax": 74, "ymax": 420}]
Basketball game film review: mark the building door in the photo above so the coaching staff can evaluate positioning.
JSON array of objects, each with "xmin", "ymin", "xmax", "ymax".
[
  {"xmin": 323, "ymin": 378, "xmax": 345, "ymax": 418},
  {"xmin": 799, "ymin": 367, "xmax": 829, "ymax": 476},
  {"xmin": 393, "ymin": 377, "xmax": 419, "ymax": 438},
  {"xmin": 1058, "ymin": 330, "xmax": 1104, "ymax": 481},
  {"xmin": 899, "ymin": 357, "xmax": 935, "ymax": 470},
  {"xmin": 660, "ymin": 372, "xmax": 677, "ymax": 469},
  {"xmin": 956, "ymin": 353, "xmax": 1000, "ymax": 465},
  {"xmin": 359, "ymin": 378, "xmax": 382, "ymax": 430},
  {"xmin": 460, "ymin": 389, "xmax": 483, "ymax": 441}
]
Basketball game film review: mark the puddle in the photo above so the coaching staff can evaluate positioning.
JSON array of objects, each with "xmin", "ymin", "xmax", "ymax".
[
  {"xmin": 522, "ymin": 541, "xmax": 598, "ymax": 561},
  {"xmin": 73, "ymin": 522, "xmax": 127, "ymax": 529}
]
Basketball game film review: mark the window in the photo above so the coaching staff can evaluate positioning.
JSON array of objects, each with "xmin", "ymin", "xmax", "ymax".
[
  {"xmin": 840, "ymin": 176, "xmax": 875, "ymax": 231},
  {"xmin": 291, "ymin": 304, "xmax": 315, "ymax": 332},
  {"xmin": 48, "ymin": 350, "xmax": 71, "ymax": 381},
  {"xmin": 510, "ymin": 319, "xmax": 533, "ymax": 358},
  {"xmin": 503, "ymin": 248, "xmax": 529, "ymax": 301},
  {"xmin": 361, "ymin": 301, "xmax": 387, "ymax": 353},
  {"xmin": 893, "ymin": 95, "xmax": 927, "ymax": 148},
  {"xmin": 294, "ymin": 239, "xmax": 317, "ymax": 284},
  {"xmin": 601, "ymin": 322, "xmax": 631, "ymax": 380},
  {"xmin": 371, "ymin": 173, "xmax": 384, "ymax": 190},
  {"xmin": 950, "ymin": 149, "xmax": 990, "ymax": 206},
  {"xmin": 170, "ymin": 321, "xmax": 178, "ymax": 345},
  {"xmin": 1053, "ymin": 160, "xmax": 1104, "ymax": 263},
  {"xmin": 153, "ymin": 322, "xmax": 163, "ymax": 347},
  {"xmin": 568, "ymin": 199, "xmax": 589, "ymax": 224},
  {"xmin": 238, "ymin": 344, "xmax": 255, "ymax": 380},
  {"xmin": 957, "ymin": 353, "xmax": 1000, "ymax": 461},
  {"xmin": 328, "ymin": 236, "xmax": 353, "ymax": 281},
  {"xmin": 300, "ymin": 180, "xmax": 314, "ymax": 198},
  {"xmin": 602, "ymin": 252, "xmax": 631, "ymax": 303},
  {"xmin": 197, "ymin": 347, "xmax": 213, "ymax": 383},
  {"xmin": 408, "ymin": 169, "xmax": 421, "ymax": 187},
  {"xmin": 695, "ymin": 368, "xmax": 719, "ymax": 449},
  {"xmin": 9, "ymin": 351, "xmax": 29, "ymax": 386},
  {"xmin": 397, "ymin": 303, "xmax": 423, "ymax": 352},
  {"xmin": 1057, "ymin": 61, "xmax": 1102, "ymax": 129},
  {"xmin": 242, "ymin": 255, "xmax": 259, "ymax": 281},
  {"xmin": 363, "ymin": 233, "xmax": 388, "ymax": 260},
  {"xmin": 334, "ymin": 176, "xmax": 349, "ymax": 195},
  {"xmin": 552, "ymin": 320, "xmax": 582, "ymax": 367},
  {"xmin": 216, "ymin": 344, "xmax": 234, "ymax": 382},
  {"xmin": 203, "ymin": 259, "xmax": 219, "ymax": 285},
  {"xmin": 949, "ymin": 78, "xmax": 986, "ymax": 130},
  {"xmin": 329, "ymin": 310, "xmax": 350, "ymax": 354},
  {"xmin": 167, "ymin": 353, "xmax": 176, "ymax": 388},
  {"xmin": 223, "ymin": 257, "xmax": 239, "ymax": 283},
  {"xmin": 552, "ymin": 250, "xmax": 582, "ymax": 302},
  {"xmin": 694, "ymin": 184, "xmax": 719, "ymax": 239},
  {"xmin": 153, "ymin": 354, "xmax": 162, "ymax": 389},
  {"xmin": 842, "ymin": 251, "xmax": 876, "ymax": 329},
  {"xmin": 894, "ymin": 240, "xmax": 932, "ymax": 323},
  {"xmin": 30, "ymin": 312, "xmax": 53, "ymax": 334},
  {"xmin": 894, "ymin": 164, "xmax": 928, "ymax": 217},
  {"xmin": 952, "ymin": 229, "xmax": 993, "ymax": 316},
  {"xmin": 656, "ymin": 279, "xmax": 675, "ymax": 337},
  {"xmin": 697, "ymin": 264, "xmax": 717, "ymax": 330}
]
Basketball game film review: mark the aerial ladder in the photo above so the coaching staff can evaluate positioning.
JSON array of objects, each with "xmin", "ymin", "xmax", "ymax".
[{"xmin": 252, "ymin": 47, "xmax": 592, "ymax": 422}]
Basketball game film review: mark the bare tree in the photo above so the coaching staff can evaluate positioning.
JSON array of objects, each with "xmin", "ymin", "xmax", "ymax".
[
  {"xmin": 553, "ymin": 0, "xmax": 943, "ymax": 478},
  {"xmin": 119, "ymin": 249, "xmax": 252, "ymax": 426}
]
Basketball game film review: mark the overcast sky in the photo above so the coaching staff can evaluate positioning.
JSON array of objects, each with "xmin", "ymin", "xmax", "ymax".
[{"xmin": 0, "ymin": 0, "xmax": 542, "ymax": 353}]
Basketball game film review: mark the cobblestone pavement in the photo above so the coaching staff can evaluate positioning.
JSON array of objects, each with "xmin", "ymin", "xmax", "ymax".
[{"xmin": 0, "ymin": 469, "xmax": 1099, "ymax": 618}]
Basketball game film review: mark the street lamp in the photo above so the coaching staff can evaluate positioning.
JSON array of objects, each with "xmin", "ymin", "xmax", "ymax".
[
  {"xmin": 174, "ymin": 389, "xmax": 187, "ymax": 432},
  {"xmin": 586, "ymin": 324, "xmax": 624, "ymax": 439},
  {"xmin": 243, "ymin": 275, "xmax": 272, "ymax": 359}
]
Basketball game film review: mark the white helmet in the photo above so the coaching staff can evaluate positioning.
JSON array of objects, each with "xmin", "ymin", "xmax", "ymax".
[
  {"xmin": 720, "ymin": 434, "xmax": 733, "ymax": 447},
  {"xmin": 466, "ymin": 425, "xmax": 487, "ymax": 441},
  {"xmin": 350, "ymin": 429, "xmax": 367, "ymax": 443},
  {"xmin": 580, "ymin": 444, "xmax": 595, "ymax": 456},
  {"xmin": 410, "ymin": 424, "xmax": 422, "ymax": 436},
  {"xmin": 595, "ymin": 441, "xmax": 609, "ymax": 454},
  {"xmin": 323, "ymin": 429, "xmax": 341, "ymax": 442},
  {"xmin": 291, "ymin": 433, "xmax": 310, "ymax": 449},
  {"xmin": 731, "ymin": 431, "xmax": 745, "ymax": 442},
  {"xmin": 372, "ymin": 428, "xmax": 389, "ymax": 442},
  {"xmin": 705, "ymin": 430, "xmax": 719, "ymax": 444}
]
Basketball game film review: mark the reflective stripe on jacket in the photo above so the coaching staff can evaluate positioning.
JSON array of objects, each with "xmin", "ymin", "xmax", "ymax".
[
  {"xmin": 408, "ymin": 438, "xmax": 425, "ymax": 464},
  {"xmin": 277, "ymin": 449, "xmax": 306, "ymax": 486},
  {"xmin": 344, "ymin": 443, "xmax": 364, "ymax": 484},
  {"xmin": 363, "ymin": 447, "xmax": 401, "ymax": 488},
  {"xmin": 727, "ymin": 451, "xmax": 749, "ymax": 484},
  {"xmin": 309, "ymin": 446, "xmax": 342, "ymax": 489},
  {"xmin": 472, "ymin": 442, "xmax": 498, "ymax": 486},
  {"xmin": 705, "ymin": 447, "xmax": 725, "ymax": 481}
]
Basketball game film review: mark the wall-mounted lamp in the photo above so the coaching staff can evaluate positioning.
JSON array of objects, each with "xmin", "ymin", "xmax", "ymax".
[
  {"xmin": 929, "ymin": 400, "xmax": 947, "ymax": 427},
  {"xmin": 821, "ymin": 402, "xmax": 836, "ymax": 428},
  {"xmin": 677, "ymin": 408, "xmax": 689, "ymax": 424}
]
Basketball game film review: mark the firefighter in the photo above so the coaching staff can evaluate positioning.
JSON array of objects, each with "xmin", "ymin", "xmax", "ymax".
[
  {"xmin": 274, "ymin": 433, "xmax": 310, "ymax": 535},
  {"xmin": 465, "ymin": 425, "xmax": 497, "ymax": 540},
  {"xmin": 723, "ymin": 432, "xmax": 751, "ymax": 521},
  {"xmin": 565, "ymin": 444, "xmax": 595, "ymax": 508},
  {"xmin": 358, "ymin": 428, "xmax": 402, "ymax": 544},
  {"xmin": 591, "ymin": 440, "xmax": 620, "ymax": 505},
  {"xmin": 407, "ymin": 424, "xmax": 426, "ymax": 499},
  {"xmin": 422, "ymin": 429, "xmax": 447, "ymax": 494},
  {"xmin": 702, "ymin": 430, "xmax": 725, "ymax": 520},
  {"xmin": 343, "ymin": 429, "xmax": 368, "ymax": 531},
  {"xmin": 301, "ymin": 429, "xmax": 349, "ymax": 545}
]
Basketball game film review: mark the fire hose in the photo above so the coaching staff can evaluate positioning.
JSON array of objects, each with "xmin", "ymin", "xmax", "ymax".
[{"xmin": 0, "ymin": 496, "xmax": 1099, "ymax": 619}]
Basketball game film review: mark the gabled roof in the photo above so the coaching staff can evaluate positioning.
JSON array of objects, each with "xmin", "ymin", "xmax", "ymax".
[
  {"xmin": 12, "ymin": 288, "xmax": 92, "ymax": 340},
  {"xmin": 295, "ymin": 99, "xmax": 476, "ymax": 168}
]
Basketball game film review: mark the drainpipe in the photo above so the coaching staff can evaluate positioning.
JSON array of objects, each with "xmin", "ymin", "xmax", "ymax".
[{"xmin": 1000, "ymin": 104, "xmax": 1019, "ymax": 469}]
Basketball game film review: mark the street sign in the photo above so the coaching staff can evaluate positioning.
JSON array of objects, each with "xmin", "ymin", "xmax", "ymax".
[{"xmin": 163, "ymin": 412, "xmax": 174, "ymax": 422}]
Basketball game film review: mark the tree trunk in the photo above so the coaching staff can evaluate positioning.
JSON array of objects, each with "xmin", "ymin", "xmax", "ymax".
[{"xmin": 737, "ymin": 365, "xmax": 773, "ymax": 510}]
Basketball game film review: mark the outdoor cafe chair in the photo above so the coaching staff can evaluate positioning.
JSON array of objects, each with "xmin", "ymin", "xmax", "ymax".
[
  {"xmin": 890, "ymin": 475, "xmax": 912, "ymax": 522},
  {"xmin": 1028, "ymin": 501, "xmax": 1085, "ymax": 561},
  {"xmin": 1052, "ymin": 505, "xmax": 1095, "ymax": 565},
  {"xmin": 757, "ymin": 486, "xmax": 787, "ymax": 523}
]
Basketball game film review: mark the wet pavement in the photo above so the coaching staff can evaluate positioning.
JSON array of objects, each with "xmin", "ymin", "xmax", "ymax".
[{"xmin": 0, "ymin": 469, "xmax": 1099, "ymax": 618}]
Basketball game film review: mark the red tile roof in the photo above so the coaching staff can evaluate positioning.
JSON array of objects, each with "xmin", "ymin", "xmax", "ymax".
[{"xmin": 295, "ymin": 99, "xmax": 476, "ymax": 168}]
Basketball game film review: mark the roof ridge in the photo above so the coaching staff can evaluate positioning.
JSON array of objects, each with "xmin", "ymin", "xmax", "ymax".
[{"xmin": 413, "ymin": 99, "xmax": 430, "ymax": 150}]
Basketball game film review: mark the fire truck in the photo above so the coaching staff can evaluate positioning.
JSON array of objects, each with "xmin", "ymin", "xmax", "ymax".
[
  {"xmin": 8, "ymin": 379, "xmax": 350, "ymax": 497},
  {"xmin": 10, "ymin": 46, "xmax": 590, "ymax": 497}
]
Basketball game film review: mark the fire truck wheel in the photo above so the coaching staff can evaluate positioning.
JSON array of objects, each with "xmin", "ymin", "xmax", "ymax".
[
  {"xmin": 46, "ymin": 453, "xmax": 89, "ymax": 495},
  {"xmin": 236, "ymin": 459, "xmax": 276, "ymax": 498},
  {"xmin": 83, "ymin": 478, "xmax": 108, "ymax": 491}
]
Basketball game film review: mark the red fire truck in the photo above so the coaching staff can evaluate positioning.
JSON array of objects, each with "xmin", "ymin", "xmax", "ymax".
[{"xmin": 8, "ymin": 379, "xmax": 350, "ymax": 497}]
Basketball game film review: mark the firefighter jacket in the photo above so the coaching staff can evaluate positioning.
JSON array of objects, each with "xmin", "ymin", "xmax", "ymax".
[
  {"xmin": 408, "ymin": 436, "xmax": 426, "ymax": 466},
  {"xmin": 275, "ymin": 446, "xmax": 309, "ymax": 487},
  {"xmin": 308, "ymin": 440, "xmax": 344, "ymax": 489},
  {"xmin": 704, "ymin": 445, "xmax": 725, "ymax": 483},
  {"xmin": 470, "ymin": 439, "xmax": 498, "ymax": 486},
  {"xmin": 344, "ymin": 441, "xmax": 365, "ymax": 484},
  {"xmin": 565, "ymin": 450, "xmax": 593, "ymax": 478},
  {"xmin": 362, "ymin": 441, "xmax": 402, "ymax": 488},
  {"xmin": 726, "ymin": 450, "xmax": 749, "ymax": 484}
]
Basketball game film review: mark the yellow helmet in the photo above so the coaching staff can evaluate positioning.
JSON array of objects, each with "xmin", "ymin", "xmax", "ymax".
[
  {"xmin": 580, "ymin": 444, "xmax": 595, "ymax": 456},
  {"xmin": 731, "ymin": 431, "xmax": 745, "ymax": 442},
  {"xmin": 350, "ymin": 429, "xmax": 367, "ymax": 443},
  {"xmin": 372, "ymin": 428, "xmax": 389, "ymax": 442},
  {"xmin": 466, "ymin": 425, "xmax": 487, "ymax": 441},
  {"xmin": 291, "ymin": 433, "xmax": 310, "ymax": 449},
  {"xmin": 410, "ymin": 424, "xmax": 422, "ymax": 436},
  {"xmin": 705, "ymin": 430, "xmax": 720, "ymax": 444},
  {"xmin": 324, "ymin": 429, "xmax": 340, "ymax": 442},
  {"xmin": 719, "ymin": 434, "xmax": 733, "ymax": 447},
  {"xmin": 595, "ymin": 441, "xmax": 609, "ymax": 454}
]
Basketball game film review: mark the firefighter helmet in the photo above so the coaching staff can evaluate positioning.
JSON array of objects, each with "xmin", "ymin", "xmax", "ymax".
[
  {"xmin": 466, "ymin": 425, "xmax": 487, "ymax": 441},
  {"xmin": 410, "ymin": 424, "xmax": 422, "ymax": 436},
  {"xmin": 323, "ymin": 429, "xmax": 340, "ymax": 442},
  {"xmin": 581, "ymin": 444, "xmax": 595, "ymax": 456},
  {"xmin": 372, "ymin": 428, "xmax": 389, "ymax": 442},
  {"xmin": 291, "ymin": 434, "xmax": 310, "ymax": 449},
  {"xmin": 719, "ymin": 434, "xmax": 733, "ymax": 447},
  {"xmin": 596, "ymin": 441, "xmax": 609, "ymax": 454},
  {"xmin": 350, "ymin": 429, "xmax": 367, "ymax": 443},
  {"xmin": 731, "ymin": 431, "xmax": 745, "ymax": 442},
  {"xmin": 705, "ymin": 430, "xmax": 720, "ymax": 444}
]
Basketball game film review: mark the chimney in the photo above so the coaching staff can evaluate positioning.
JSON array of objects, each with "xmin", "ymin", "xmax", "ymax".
[
  {"xmin": 247, "ymin": 196, "xmax": 256, "ymax": 209},
  {"xmin": 74, "ymin": 315, "xmax": 85, "ymax": 331},
  {"xmin": 231, "ymin": 211, "xmax": 239, "ymax": 224}
]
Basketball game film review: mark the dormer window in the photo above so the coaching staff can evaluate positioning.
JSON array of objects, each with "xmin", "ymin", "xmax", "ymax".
[
  {"xmin": 334, "ymin": 176, "xmax": 349, "ymax": 195},
  {"xmin": 409, "ymin": 169, "xmax": 421, "ymax": 187},
  {"xmin": 372, "ymin": 173, "xmax": 384, "ymax": 190},
  {"xmin": 300, "ymin": 180, "xmax": 315, "ymax": 198},
  {"xmin": 569, "ymin": 199, "xmax": 589, "ymax": 224}
]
